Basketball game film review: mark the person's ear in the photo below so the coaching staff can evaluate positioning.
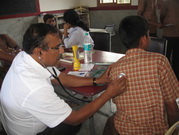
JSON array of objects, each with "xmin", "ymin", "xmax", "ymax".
[
  {"xmin": 33, "ymin": 47, "xmax": 43, "ymax": 57},
  {"xmin": 138, "ymin": 36, "xmax": 146, "ymax": 49}
]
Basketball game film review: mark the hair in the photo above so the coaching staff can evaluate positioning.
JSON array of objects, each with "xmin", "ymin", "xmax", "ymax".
[
  {"xmin": 43, "ymin": 14, "xmax": 55, "ymax": 23},
  {"xmin": 23, "ymin": 23, "xmax": 60, "ymax": 54},
  {"xmin": 63, "ymin": 9, "xmax": 89, "ymax": 31},
  {"xmin": 118, "ymin": 15, "xmax": 149, "ymax": 49}
]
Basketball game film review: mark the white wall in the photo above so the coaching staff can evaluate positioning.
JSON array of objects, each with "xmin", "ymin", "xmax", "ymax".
[
  {"xmin": 80, "ymin": 0, "xmax": 97, "ymax": 7},
  {"xmin": 39, "ymin": 0, "xmax": 80, "ymax": 12},
  {"xmin": 0, "ymin": 17, "xmax": 37, "ymax": 47},
  {"xmin": 39, "ymin": 0, "xmax": 137, "ymax": 12}
]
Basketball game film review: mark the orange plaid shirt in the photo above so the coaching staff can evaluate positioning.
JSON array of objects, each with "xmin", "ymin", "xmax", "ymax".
[{"xmin": 110, "ymin": 49, "xmax": 179, "ymax": 135}]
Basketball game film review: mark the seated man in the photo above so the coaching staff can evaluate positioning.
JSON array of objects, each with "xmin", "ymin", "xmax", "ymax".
[
  {"xmin": 43, "ymin": 14, "xmax": 57, "ymax": 27},
  {"xmin": 103, "ymin": 15, "xmax": 179, "ymax": 135},
  {"xmin": 0, "ymin": 34, "xmax": 21, "ymax": 87},
  {"xmin": 0, "ymin": 23, "xmax": 126, "ymax": 135},
  {"xmin": 43, "ymin": 14, "xmax": 65, "ymax": 53}
]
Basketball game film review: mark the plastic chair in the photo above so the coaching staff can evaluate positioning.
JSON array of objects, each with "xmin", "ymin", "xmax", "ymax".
[
  {"xmin": 89, "ymin": 32, "xmax": 111, "ymax": 52},
  {"xmin": 104, "ymin": 24, "xmax": 116, "ymax": 37},
  {"xmin": 165, "ymin": 121, "xmax": 179, "ymax": 135},
  {"xmin": 147, "ymin": 37, "xmax": 168, "ymax": 56}
]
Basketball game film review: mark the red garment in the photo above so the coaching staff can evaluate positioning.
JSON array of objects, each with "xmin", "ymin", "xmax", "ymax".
[
  {"xmin": 110, "ymin": 49, "xmax": 179, "ymax": 135},
  {"xmin": 137, "ymin": 0, "xmax": 160, "ymax": 34},
  {"xmin": 160, "ymin": 0, "xmax": 179, "ymax": 37}
]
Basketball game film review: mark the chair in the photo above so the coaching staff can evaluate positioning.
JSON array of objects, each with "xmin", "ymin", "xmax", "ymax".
[
  {"xmin": 165, "ymin": 121, "xmax": 179, "ymax": 135},
  {"xmin": 89, "ymin": 32, "xmax": 111, "ymax": 52},
  {"xmin": 147, "ymin": 37, "xmax": 168, "ymax": 56},
  {"xmin": 104, "ymin": 24, "xmax": 116, "ymax": 36}
]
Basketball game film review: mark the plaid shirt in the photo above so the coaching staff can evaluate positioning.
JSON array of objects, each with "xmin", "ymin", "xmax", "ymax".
[{"xmin": 110, "ymin": 49, "xmax": 179, "ymax": 135}]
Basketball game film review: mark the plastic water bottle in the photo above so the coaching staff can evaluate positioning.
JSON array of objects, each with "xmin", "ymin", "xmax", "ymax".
[{"xmin": 84, "ymin": 32, "xmax": 92, "ymax": 64}]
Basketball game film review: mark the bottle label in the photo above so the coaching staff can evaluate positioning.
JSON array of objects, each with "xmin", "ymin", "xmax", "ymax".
[{"xmin": 84, "ymin": 43, "xmax": 92, "ymax": 51}]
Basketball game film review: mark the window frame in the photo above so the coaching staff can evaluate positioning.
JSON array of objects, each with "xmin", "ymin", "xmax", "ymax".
[{"xmin": 97, "ymin": 0, "xmax": 131, "ymax": 7}]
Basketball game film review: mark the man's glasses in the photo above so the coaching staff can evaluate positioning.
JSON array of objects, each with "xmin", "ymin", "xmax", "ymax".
[{"xmin": 46, "ymin": 44, "xmax": 62, "ymax": 50}]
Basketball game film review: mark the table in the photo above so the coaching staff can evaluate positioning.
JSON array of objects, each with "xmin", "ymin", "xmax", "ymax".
[
  {"xmin": 55, "ymin": 50, "xmax": 125, "ymax": 135},
  {"xmin": 56, "ymin": 50, "xmax": 125, "ymax": 97},
  {"xmin": 89, "ymin": 28, "xmax": 108, "ymax": 33}
]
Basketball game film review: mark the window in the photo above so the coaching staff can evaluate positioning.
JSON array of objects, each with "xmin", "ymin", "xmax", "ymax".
[
  {"xmin": 100, "ymin": 0, "xmax": 130, "ymax": 4},
  {"xmin": 98, "ymin": 0, "xmax": 131, "ymax": 7}
]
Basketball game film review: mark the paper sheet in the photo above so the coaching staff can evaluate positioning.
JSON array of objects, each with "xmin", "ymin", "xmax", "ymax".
[
  {"xmin": 79, "ymin": 64, "xmax": 94, "ymax": 71},
  {"xmin": 68, "ymin": 71, "xmax": 88, "ymax": 77}
]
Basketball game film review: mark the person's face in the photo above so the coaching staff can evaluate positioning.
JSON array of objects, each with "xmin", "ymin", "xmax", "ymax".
[
  {"xmin": 46, "ymin": 18, "xmax": 56, "ymax": 27},
  {"xmin": 40, "ymin": 34, "xmax": 62, "ymax": 67}
]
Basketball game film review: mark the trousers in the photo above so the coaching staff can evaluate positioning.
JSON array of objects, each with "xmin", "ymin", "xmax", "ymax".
[
  {"xmin": 102, "ymin": 114, "xmax": 119, "ymax": 135},
  {"xmin": 37, "ymin": 123, "xmax": 82, "ymax": 135},
  {"xmin": 163, "ymin": 36, "xmax": 179, "ymax": 81}
]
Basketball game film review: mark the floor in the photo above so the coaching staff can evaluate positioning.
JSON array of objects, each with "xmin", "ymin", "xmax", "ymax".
[{"xmin": 54, "ymin": 86, "xmax": 116, "ymax": 135}]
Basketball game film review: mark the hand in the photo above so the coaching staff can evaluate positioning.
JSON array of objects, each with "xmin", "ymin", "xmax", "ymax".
[
  {"xmin": 59, "ymin": 46, "xmax": 64, "ymax": 54},
  {"xmin": 97, "ymin": 65, "xmax": 112, "ymax": 84},
  {"xmin": 63, "ymin": 23, "xmax": 71, "ymax": 38},
  {"xmin": 63, "ymin": 23, "xmax": 71, "ymax": 30},
  {"xmin": 159, "ymin": 24, "xmax": 166, "ymax": 29},
  {"xmin": 105, "ymin": 76, "xmax": 127, "ymax": 98}
]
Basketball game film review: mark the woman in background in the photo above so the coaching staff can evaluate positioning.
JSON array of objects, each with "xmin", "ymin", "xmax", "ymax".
[{"xmin": 63, "ymin": 9, "xmax": 93, "ymax": 48}]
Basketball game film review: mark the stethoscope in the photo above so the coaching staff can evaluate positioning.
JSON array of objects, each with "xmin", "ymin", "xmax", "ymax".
[{"xmin": 38, "ymin": 56, "xmax": 91, "ymax": 102}]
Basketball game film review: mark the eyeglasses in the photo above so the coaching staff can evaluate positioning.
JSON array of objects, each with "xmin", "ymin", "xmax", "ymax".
[{"xmin": 46, "ymin": 44, "xmax": 62, "ymax": 50}]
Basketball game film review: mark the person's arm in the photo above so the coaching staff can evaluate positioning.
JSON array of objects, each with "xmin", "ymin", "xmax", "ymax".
[
  {"xmin": 159, "ymin": 56, "xmax": 179, "ymax": 127},
  {"xmin": 1, "ymin": 34, "xmax": 20, "ymax": 50},
  {"xmin": 165, "ymin": 100, "xmax": 179, "ymax": 127},
  {"xmin": 160, "ymin": 1, "xmax": 167, "ymax": 23},
  {"xmin": 147, "ymin": 20, "xmax": 163, "ymax": 28},
  {"xmin": 0, "ymin": 49, "xmax": 15, "ymax": 62},
  {"xmin": 63, "ymin": 76, "xmax": 126, "ymax": 125},
  {"xmin": 58, "ymin": 65, "xmax": 111, "ymax": 87},
  {"xmin": 137, "ymin": 0, "xmax": 145, "ymax": 16},
  {"xmin": 63, "ymin": 23, "xmax": 70, "ymax": 39}
]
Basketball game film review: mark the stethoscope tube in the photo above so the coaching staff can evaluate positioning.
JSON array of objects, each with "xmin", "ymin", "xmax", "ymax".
[{"xmin": 38, "ymin": 56, "xmax": 91, "ymax": 102}]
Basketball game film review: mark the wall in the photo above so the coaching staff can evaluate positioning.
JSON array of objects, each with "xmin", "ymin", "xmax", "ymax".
[
  {"xmin": 80, "ymin": 0, "xmax": 97, "ymax": 7},
  {"xmin": 39, "ymin": 0, "xmax": 80, "ymax": 12},
  {"xmin": 90, "ymin": 10, "xmax": 137, "ymax": 30},
  {"xmin": 0, "ymin": 16, "xmax": 37, "ymax": 47}
]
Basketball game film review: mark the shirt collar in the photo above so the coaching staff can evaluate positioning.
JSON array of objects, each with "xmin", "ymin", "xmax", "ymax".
[
  {"xmin": 126, "ymin": 48, "xmax": 146, "ymax": 55},
  {"xmin": 13, "ymin": 51, "xmax": 51, "ymax": 79}
]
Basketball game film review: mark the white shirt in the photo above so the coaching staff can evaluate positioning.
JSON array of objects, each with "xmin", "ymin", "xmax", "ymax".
[
  {"xmin": 63, "ymin": 26, "xmax": 94, "ymax": 48},
  {"xmin": 0, "ymin": 51, "xmax": 72, "ymax": 135}
]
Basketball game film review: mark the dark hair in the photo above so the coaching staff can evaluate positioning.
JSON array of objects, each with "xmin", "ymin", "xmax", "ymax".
[
  {"xmin": 63, "ymin": 9, "xmax": 89, "ymax": 31},
  {"xmin": 119, "ymin": 15, "xmax": 149, "ymax": 49},
  {"xmin": 23, "ymin": 23, "xmax": 60, "ymax": 54},
  {"xmin": 43, "ymin": 14, "xmax": 55, "ymax": 23}
]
